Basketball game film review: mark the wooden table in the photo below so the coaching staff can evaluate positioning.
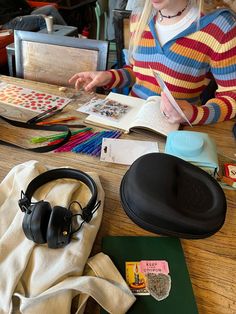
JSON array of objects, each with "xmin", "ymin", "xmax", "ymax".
[{"xmin": 0, "ymin": 75, "xmax": 235, "ymax": 314}]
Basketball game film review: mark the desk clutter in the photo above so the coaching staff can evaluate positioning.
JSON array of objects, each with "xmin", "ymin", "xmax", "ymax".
[
  {"xmin": 0, "ymin": 75, "xmax": 235, "ymax": 314},
  {"xmin": 31, "ymin": 129, "xmax": 123, "ymax": 156}
]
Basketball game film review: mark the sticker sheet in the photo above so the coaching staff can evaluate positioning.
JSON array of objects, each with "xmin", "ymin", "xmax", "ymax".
[
  {"xmin": 78, "ymin": 97, "xmax": 130, "ymax": 121},
  {"xmin": 0, "ymin": 82, "xmax": 71, "ymax": 113}
]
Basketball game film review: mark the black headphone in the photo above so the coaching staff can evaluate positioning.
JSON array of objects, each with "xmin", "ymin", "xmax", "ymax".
[{"xmin": 18, "ymin": 168, "xmax": 99, "ymax": 249}]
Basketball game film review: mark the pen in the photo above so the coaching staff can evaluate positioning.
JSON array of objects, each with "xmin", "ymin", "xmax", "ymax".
[
  {"xmin": 30, "ymin": 128, "xmax": 91, "ymax": 143},
  {"xmin": 89, "ymin": 131, "xmax": 113, "ymax": 156},
  {"xmin": 36, "ymin": 117, "xmax": 77, "ymax": 125},
  {"xmin": 72, "ymin": 132, "xmax": 102, "ymax": 153},
  {"xmin": 55, "ymin": 131, "xmax": 94, "ymax": 152},
  {"xmin": 27, "ymin": 106, "xmax": 63, "ymax": 124},
  {"xmin": 94, "ymin": 131, "xmax": 122, "ymax": 157}
]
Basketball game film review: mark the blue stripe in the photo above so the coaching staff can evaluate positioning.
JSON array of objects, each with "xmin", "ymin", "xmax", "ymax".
[
  {"xmin": 134, "ymin": 49, "xmax": 210, "ymax": 74},
  {"xmin": 136, "ymin": 45, "xmax": 210, "ymax": 69},
  {"xmin": 213, "ymin": 72, "xmax": 236, "ymax": 82},
  {"xmin": 213, "ymin": 10, "xmax": 236, "ymax": 32},
  {"xmin": 132, "ymin": 84, "xmax": 202, "ymax": 104},
  {"xmin": 205, "ymin": 102, "xmax": 221, "ymax": 123},
  {"xmin": 212, "ymin": 64, "xmax": 236, "ymax": 75},
  {"xmin": 118, "ymin": 69, "xmax": 132, "ymax": 88},
  {"xmin": 132, "ymin": 84, "xmax": 159, "ymax": 99}
]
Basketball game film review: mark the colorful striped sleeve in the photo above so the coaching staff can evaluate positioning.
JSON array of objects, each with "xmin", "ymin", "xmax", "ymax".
[
  {"xmin": 105, "ymin": 66, "xmax": 136, "ymax": 89},
  {"xmin": 191, "ymin": 12, "xmax": 236, "ymax": 125}
]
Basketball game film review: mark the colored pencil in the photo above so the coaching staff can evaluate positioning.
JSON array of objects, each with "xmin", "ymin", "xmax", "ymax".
[{"xmin": 36, "ymin": 116, "xmax": 77, "ymax": 125}]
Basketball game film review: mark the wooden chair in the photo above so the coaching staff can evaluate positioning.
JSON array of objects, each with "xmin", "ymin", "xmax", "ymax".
[
  {"xmin": 113, "ymin": 9, "xmax": 131, "ymax": 69},
  {"xmin": 14, "ymin": 30, "xmax": 109, "ymax": 87}
]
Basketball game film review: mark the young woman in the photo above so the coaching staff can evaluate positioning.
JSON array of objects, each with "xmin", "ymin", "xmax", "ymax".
[{"xmin": 69, "ymin": 0, "xmax": 236, "ymax": 125}]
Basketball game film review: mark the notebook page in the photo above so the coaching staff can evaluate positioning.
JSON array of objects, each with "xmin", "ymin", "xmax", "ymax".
[{"xmin": 129, "ymin": 96, "xmax": 179, "ymax": 136}]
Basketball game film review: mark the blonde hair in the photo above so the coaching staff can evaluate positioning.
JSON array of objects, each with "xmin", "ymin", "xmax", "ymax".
[{"xmin": 129, "ymin": 0, "xmax": 203, "ymax": 59}]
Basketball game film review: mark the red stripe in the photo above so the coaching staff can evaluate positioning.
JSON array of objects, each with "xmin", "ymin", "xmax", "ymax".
[
  {"xmin": 216, "ymin": 91, "xmax": 236, "ymax": 99},
  {"xmin": 104, "ymin": 70, "xmax": 116, "ymax": 89},
  {"xmin": 117, "ymin": 70, "xmax": 125, "ymax": 84},
  {"xmin": 199, "ymin": 107, "xmax": 210, "ymax": 124},
  {"xmin": 184, "ymin": 21, "xmax": 235, "ymax": 43},
  {"xmin": 216, "ymin": 78, "xmax": 236, "ymax": 87},
  {"xmin": 135, "ymin": 71, "xmax": 204, "ymax": 94},
  {"xmin": 220, "ymin": 27, "xmax": 236, "ymax": 43},
  {"xmin": 190, "ymin": 105, "xmax": 199, "ymax": 123},
  {"xmin": 135, "ymin": 60, "xmax": 206, "ymax": 82},
  {"xmin": 142, "ymin": 31, "xmax": 155, "ymax": 39},
  {"xmin": 202, "ymin": 24, "xmax": 225, "ymax": 40},
  {"xmin": 175, "ymin": 38, "xmax": 214, "ymax": 56},
  {"xmin": 211, "ymin": 46, "xmax": 236, "ymax": 61},
  {"xmin": 168, "ymin": 83, "xmax": 204, "ymax": 94}
]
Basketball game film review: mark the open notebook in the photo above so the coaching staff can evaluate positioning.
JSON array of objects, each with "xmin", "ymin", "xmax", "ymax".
[{"xmin": 78, "ymin": 93, "xmax": 179, "ymax": 137}]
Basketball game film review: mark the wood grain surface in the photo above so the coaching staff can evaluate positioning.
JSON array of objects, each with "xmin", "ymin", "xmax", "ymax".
[{"xmin": 0, "ymin": 75, "xmax": 235, "ymax": 314}]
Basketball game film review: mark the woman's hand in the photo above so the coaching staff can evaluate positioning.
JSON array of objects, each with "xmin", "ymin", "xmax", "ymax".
[
  {"xmin": 160, "ymin": 92, "xmax": 193, "ymax": 124},
  {"xmin": 68, "ymin": 71, "xmax": 112, "ymax": 92}
]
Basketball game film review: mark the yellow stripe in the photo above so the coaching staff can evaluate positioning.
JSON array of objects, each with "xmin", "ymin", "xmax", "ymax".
[
  {"xmin": 136, "ymin": 79, "xmax": 161, "ymax": 93},
  {"xmin": 171, "ymin": 43, "xmax": 208, "ymax": 63},
  {"xmin": 193, "ymin": 106, "xmax": 205, "ymax": 124},
  {"xmin": 188, "ymin": 32, "xmax": 236, "ymax": 53},
  {"xmin": 110, "ymin": 70, "xmax": 122, "ymax": 86},
  {"xmin": 188, "ymin": 32, "xmax": 220, "ymax": 48},
  {"xmin": 139, "ymin": 38, "xmax": 156, "ymax": 47},
  {"xmin": 216, "ymin": 96, "xmax": 236, "ymax": 119},
  {"xmin": 216, "ymin": 86, "xmax": 236, "ymax": 92},
  {"xmin": 134, "ymin": 65, "xmax": 205, "ymax": 89},
  {"xmin": 135, "ymin": 77, "xmax": 202, "ymax": 99},
  {"xmin": 211, "ymin": 55, "xmax": 236, "ymax": 68}
]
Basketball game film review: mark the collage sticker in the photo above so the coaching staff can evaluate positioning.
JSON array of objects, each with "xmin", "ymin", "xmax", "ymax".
[
  {"xmin": 78, "ymin": 97, "xmax": 130, "ymax": 121},
  {"xmin": 0, "ymin": 82, "xmax": 71, "ymax": 113}
]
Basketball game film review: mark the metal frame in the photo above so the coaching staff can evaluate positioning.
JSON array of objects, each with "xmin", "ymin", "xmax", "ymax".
[{"xmin": 14, "ymin": 30, "xmax": 109, "ymax": 78}]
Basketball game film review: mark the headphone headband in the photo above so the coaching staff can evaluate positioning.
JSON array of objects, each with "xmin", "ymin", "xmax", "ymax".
[{"xmin": 19, "ymin": 168, "xmax": 98, "ymax": 222}]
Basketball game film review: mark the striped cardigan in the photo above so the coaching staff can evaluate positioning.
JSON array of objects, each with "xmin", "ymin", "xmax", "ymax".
[{"xmin": 107, "ymin": 9, "xmax": 236, "ymax": 125}]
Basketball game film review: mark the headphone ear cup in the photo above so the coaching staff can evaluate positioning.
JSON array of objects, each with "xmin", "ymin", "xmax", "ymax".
[
  {"xmin": 47, "ymin": 206, "xmax": 72, "ymax": 249},
  {"xmin": 22, "ymin": 201, "xmax": 52, "ymax": 244}
]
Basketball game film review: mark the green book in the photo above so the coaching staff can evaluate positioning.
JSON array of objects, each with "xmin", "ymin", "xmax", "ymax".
[{"xmin": 101, "ymin": 236, "xmax": 198, "ymax": 314}]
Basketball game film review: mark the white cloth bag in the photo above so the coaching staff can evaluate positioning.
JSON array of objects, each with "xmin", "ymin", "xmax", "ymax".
[{"xmin": 0, "ymin": 160, "xmax": 135, "ymax": 314}]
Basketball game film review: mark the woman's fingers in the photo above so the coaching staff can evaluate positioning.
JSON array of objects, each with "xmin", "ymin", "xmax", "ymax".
[
  {"xmin": 68, "ymin": 71, "xmax": 112, "ymax": 91},
  {"xmin": 68, "ymin": 72, "xmax": 93, "ymax": 88},
  {"xmin": 83, "ymin": 76, "xmax": 100, "ymax": 92},
  {"xmin": 161, "ymin": 92, "xmax": 193, "ymax": 124}
]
